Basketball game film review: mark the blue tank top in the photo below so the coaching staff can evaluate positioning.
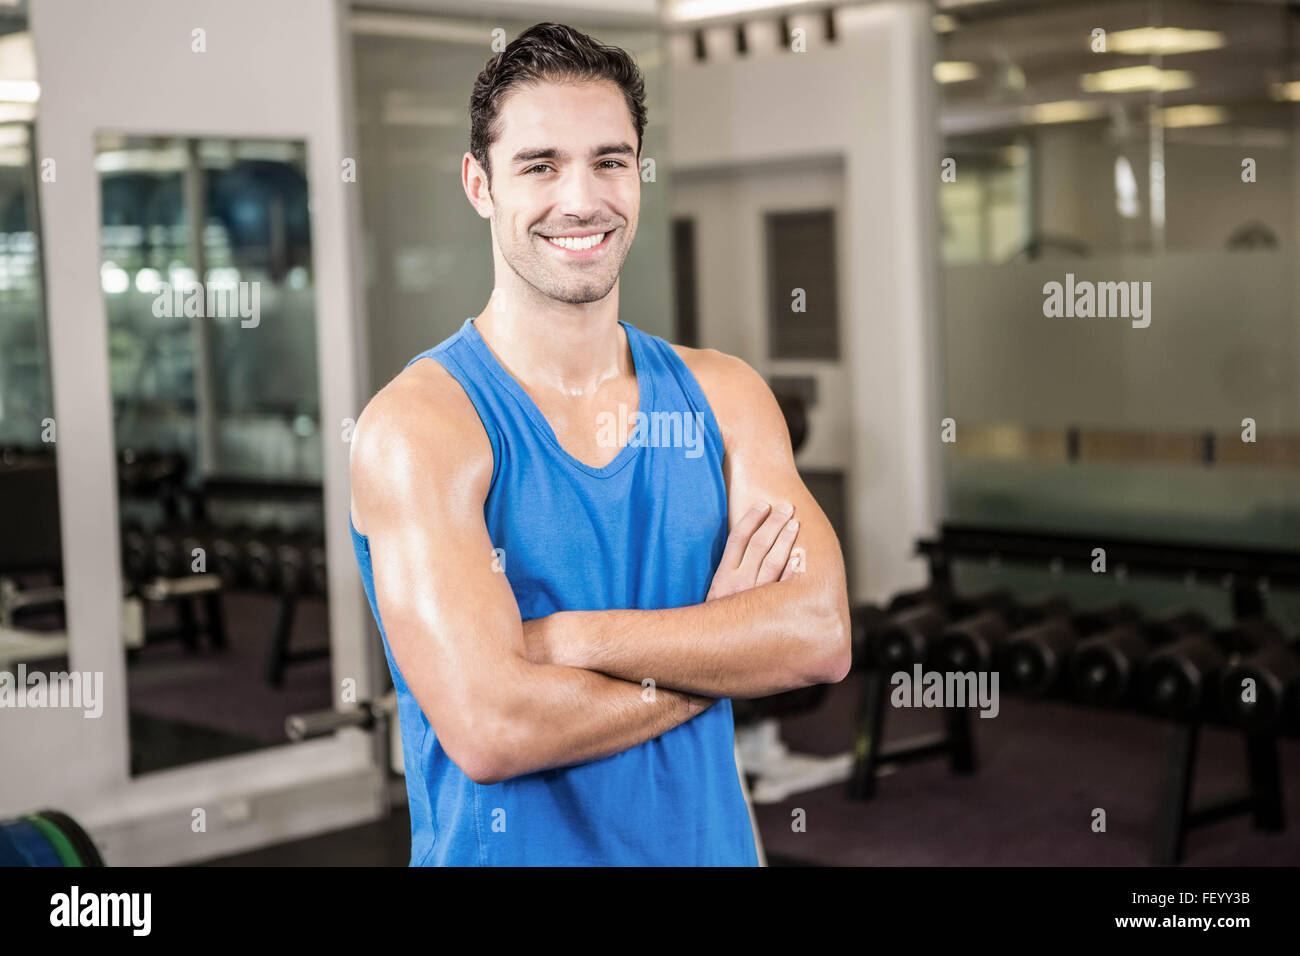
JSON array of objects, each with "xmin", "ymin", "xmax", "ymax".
[{"xmin": 350, "ymin": 316, "xmax": 759, "ymax": 866}]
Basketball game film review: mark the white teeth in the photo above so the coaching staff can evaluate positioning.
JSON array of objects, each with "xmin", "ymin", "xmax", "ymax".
[{"xmin": 545, "ymin": 232, "xmax": 606, "ymax": 251}]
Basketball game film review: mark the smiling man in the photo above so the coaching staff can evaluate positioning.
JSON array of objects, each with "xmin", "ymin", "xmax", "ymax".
[{"xmin": 348, "ymin": 22, "xmax": 851, "ymax": 866}]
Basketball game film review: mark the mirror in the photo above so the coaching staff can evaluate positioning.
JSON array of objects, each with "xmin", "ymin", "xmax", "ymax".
[
  {"xmin": 0, "ymin": 110, "xmax": 67, "ymax": 690},
  {"xmin": 95, "ymin": 133, "xmax": 331, "ymax": 774}
]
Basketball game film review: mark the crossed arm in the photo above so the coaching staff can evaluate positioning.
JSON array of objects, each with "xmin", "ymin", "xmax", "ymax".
[
  {"xmin": 350, "ymin": 350, "xmax": 850, "ymax": 785},
  {"xmin": 524, "ymin": 351, "xmax": 851, "ymax": 698}
]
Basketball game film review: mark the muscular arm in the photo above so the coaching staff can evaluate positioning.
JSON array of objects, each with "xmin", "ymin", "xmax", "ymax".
[
  {"xmin": 530, "ymin": 350, "xmax": 852, "ymax": 698},
  {"xmin": 350, "ymin": 361, "xmax": 713, "ymax": 786}
]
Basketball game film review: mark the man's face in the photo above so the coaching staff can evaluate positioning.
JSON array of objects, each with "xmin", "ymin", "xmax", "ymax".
[{"xmin": 484, "ymin": 78, "xmax": 640, "ymax": 305}]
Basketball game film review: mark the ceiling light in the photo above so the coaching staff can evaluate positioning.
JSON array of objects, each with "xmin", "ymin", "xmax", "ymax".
[
  {"xmin": 667, "ymin": 0, "xmax": 823, "ymax": 24},
  {"xmin": 0, "ymin": 103, "xmax": 34, "ymax": 122},
  {"xmin": 1106, "ymin": 27, "xmax": 1224, "ymax": 56},
  {"xmin": 1272, "ymin": 81, "xmax": 1300, "ymax": 102},
  {"xmin": 1081, "ymin": 65, "xmax": 1193, "ymax": 93},
  {"xmin": 0, "ymin": 80, "xmax": 38, "ymax": 103},
  {"xmin": 1160, "ymin": 104, "xmax": 1228, "ymax": 128},
  {"xmin": 1025, "ymin": 100, "xmax": 1106, "ymax": 124},
  {"xmin": 934, "ymin": 61, "xmax": 979, "ymax": 84}
]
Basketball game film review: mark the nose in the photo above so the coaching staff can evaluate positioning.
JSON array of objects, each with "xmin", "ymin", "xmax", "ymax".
[{"xmin": 554, "ymin": 166, "xmax": 602, "ymax": 222}]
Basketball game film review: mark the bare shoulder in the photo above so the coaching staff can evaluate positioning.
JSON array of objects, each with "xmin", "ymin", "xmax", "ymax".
[
  {"xmin": 349, "ymin": 357, "xmax": 492, "ymax": 535},
  {"xmin": 670, "ymin": 343, "xmax": 781, "ymax": 450}
]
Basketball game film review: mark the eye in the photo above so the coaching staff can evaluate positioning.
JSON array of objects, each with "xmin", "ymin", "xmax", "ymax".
[
  {"xmin": 523, "ymin": 164, "xmax": 553, "ymax": 175},
  {"xmin": 597, "ymin": 159, "xmax": 626, "ymax": 169}
]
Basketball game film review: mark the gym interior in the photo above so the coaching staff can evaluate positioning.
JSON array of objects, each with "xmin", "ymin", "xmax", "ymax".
[{"xmin": 2, "ymin": 0, "xmax": 1299, "ymax": 870}]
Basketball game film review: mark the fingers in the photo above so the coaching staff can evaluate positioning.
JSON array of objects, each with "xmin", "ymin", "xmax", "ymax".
[
  {"xmin": 778, "ymin": 545, "xmax": 802, "ymax": 582},
  {"xmin": 757, "ymin": 517, "xmax": 799, "ymax": 586},
  {"xmin": 740, "ymin": 501, "xmax": 794, "ymax": 574},
  {"xmin": 718, "ymin": 502, "xmax": 773, "ymax": 569}
]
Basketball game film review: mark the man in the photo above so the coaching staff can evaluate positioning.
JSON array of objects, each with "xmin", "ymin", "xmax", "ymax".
[{"xmin": 349, "ymin": 22, "xmax": 851, "ymax": 866}]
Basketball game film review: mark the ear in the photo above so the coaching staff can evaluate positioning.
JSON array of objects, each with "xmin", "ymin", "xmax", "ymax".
[{"xmin": 462, "ymin": 152, "xmax": 493, "ymax": 220}]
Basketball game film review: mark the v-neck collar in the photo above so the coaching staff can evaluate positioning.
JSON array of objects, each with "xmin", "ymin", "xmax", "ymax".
[{"xmin": 459, "ymin": 316, "xmax": 653, "ymax": 479}]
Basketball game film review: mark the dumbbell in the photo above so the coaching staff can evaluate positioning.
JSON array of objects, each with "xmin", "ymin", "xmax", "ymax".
[
  {"xmin": 151, "ymin": 527, "xmax": 183, "ymax": 578},
  {"xmin": 210, "ymin": 524, "xmax": 254, "ymax": 588},
  {"xmin": 859, "ymin": 585, "xmax": 953, "ymax": 668},
  {"xmin": 933, "ymin": 591, "xmax": 1063, "ymax": 674},
  {"xmin": 0, "ymin": 809, "xmax": 105, "ymax": 867},
  {"xmin": 872, "ymin": 601, "xmax": 947, "ymax": 670},
  {"xmin": 306, "ymin": 535, "xmax": 327, "ymax": 595},
  {"xmin": 1218, "ymin": 633, "xmax": 1300, "ymax": 733},
  {"xmin": 117, "ymin": 448, "xmax": 146, "ymax": 493},
  {"xmin": 1072, "ymin": 607, "xmax": 1211, "ymax": 707},
  {"xmin": 886, "ymin": 586, "xmax": 946, "ymax": 614},
  {"xmin": 1001, "ymin": 602, "xmax": 1138, "ymax": 697},
  {"xmin": 867, "ymin": 587, "xmax": 997, "ymax": 670},
  {"xmin": 1001, "ymin": 615, "xmax": 1074, "ymax": 697},
  {"xmin": 244, "ymin": 529, "xmax": 282, "ymax": 592},
  {"xmin": 118, "ymin": 449, "xmax": 168, "ymax": 495},
  {"xmin": 152, "ymin": 524, "xmax": 211, "ymax": 578},
  {"xmin": 0, "ymin": 444, "xmax": 42, "ymax": 467},
  {"xmin": 121, "ymin": 521, "xmax": 153, "ymax": 583},
  {"xmin": 1072, "ymin": 602, "xmax": 1142, "ymax": 636},
  {"xmin": 275, "ymin": 529, "xmax": 328, "ymax": 597},
  {"xmin": 1141, "ymin": 618, "xmax": 1279, "ymax": 721},
  {"xmin": 274, "ymin": 532, "xmax": 325, "ymax": 596}
]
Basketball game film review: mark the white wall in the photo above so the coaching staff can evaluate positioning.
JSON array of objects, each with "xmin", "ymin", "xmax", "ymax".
[
  {"xmin": 12, "ymin": 0, "xmax": 380, "ymax": 864},
  {"xmin": 666, "ymin": 1, "xmax": 943, "ymax": 603},
  {"xmin": 672, "ymin": 158, "xmax": 858, "ymax": 579}
]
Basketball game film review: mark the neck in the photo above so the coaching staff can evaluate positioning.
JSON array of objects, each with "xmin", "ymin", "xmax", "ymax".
[{"xmin": 473, "ymin": 278, "xmax": 628, "ymax": 397}]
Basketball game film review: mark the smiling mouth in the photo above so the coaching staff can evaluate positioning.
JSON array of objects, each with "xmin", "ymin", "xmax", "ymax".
[{"xmin": 540, "ymin": 229, "xmax": 613, "ymax": 252}]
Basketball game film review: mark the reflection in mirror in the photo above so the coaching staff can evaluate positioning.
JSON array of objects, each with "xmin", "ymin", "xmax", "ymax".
[
  {"xmin": 95, "ymin": 134, "xmax": 330, "ymax": 775},
  {"xmin": 0, "ymin": 113, "xmax": 67, "ymax": 694}
]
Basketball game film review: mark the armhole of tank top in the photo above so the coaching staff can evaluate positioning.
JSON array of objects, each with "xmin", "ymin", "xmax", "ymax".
[
  {"xmin": 472, "ymin": 777, "xmax": 487, "ymax": 866},
  {"xmin": 652, "ymin": 336, "xmax": 727, "ymax": 463},
  {"xmin": 414, "ymin": 719, "xmax": 438, "ymax": 864},
  {"xmin": 411, "ymin": 350, "xmax": 503, "ymax": 497}
]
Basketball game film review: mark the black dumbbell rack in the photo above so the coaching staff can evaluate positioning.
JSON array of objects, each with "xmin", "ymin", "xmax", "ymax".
[
  {"xmin": 850, "ymin": 522, "xmax": 1300, "ymax": 865},
  {"xmin": 194, "ymin": 477, "xmax": 328, "ymax": 687}
]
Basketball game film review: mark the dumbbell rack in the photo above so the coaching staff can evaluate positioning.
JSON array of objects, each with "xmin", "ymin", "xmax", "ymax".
[
  {"xmin": 851, "ymin": 522, "xmax": 1300, "ymax": 865},
  {"xmin": 847, "ymin": 665, "xmax": 977, "ymax": 797},
  {"xmin": 193, "ymin": 477, "xmax": 329, "ymax": 686}
]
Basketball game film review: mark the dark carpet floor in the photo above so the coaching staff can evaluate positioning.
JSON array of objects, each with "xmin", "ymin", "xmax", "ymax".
[
  {"xmin": 125, "ymin": 590, "xmax": 334, "ymax": 771},
  {"xmin": 756, "ymin": 671, "xmax": 1300, "ymax": 866},
  {"xmin": 204, "ymin": 670, "xmax": 1300, "ymax": 866}
]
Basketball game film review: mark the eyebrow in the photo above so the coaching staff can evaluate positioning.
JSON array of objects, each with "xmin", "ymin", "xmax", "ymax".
[{"xmin": 510, "ymin": 142, "xmax": 637, "ymax": 165}]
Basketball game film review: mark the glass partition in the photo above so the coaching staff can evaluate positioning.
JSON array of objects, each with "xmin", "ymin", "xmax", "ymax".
[{"xmin": 936, "ymin": 0, "xmax": 1300, "ymax": 628}]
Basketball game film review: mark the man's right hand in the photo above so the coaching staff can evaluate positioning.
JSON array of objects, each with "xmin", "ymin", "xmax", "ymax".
[{"xmin": 705, "ymin": 501, "xmax": 801, "ymax": 602}]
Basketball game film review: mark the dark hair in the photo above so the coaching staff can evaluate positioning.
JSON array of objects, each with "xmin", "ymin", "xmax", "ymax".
[{"xmin": 469, "ymin": 22, "xmax": 647, "ymax": 184}]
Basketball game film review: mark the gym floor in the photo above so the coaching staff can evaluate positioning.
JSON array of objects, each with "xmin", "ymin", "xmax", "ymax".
[{"xmin": 201, "ymin": 669, "xmax": 1300, "ymax": 866}]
